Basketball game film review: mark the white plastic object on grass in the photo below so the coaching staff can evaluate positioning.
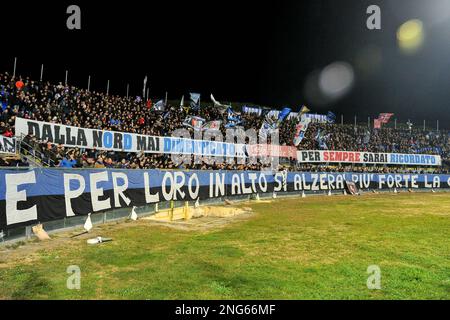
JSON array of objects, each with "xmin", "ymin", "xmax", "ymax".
[
  {"xmin": 84, "ymin": 213, "xmax": 93, "ymax": 232},
  {"xmin": 194, "ymin": 198, "xmax": 200, "ymax": 208},
  {"xmin": 130, "ymin": 206, "xmax": 138, "ymax": 221},
  {"xmin": 87, "ymin": 237, "xmax": 112, "ymax": 245}
]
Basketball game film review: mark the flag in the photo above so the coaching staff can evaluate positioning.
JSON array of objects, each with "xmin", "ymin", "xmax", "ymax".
[
  {"xmin": 378, "ymin": 113, "xmax": 394, "ymax": 124},
  {"xmin": 263, "ymin": 110, "xmax": 279, "ymax": 130},
  {"xmin": 183, "ymin": 115, "xmax": 206, "ymax": 131},
  {"xmin": 315, "ymin": 129, "xmax": 328, "ymax": 150},
  {"xmin": 211, "ymin": 94, "xmax": 231, "ymax": 114},
  {"xmin": 374, "ymin": 118, "xmax": 382, "ymax": 129},
  {"xmin": 179, "ymin": 95, "xmax": 184, "ymax": 111},
  {"xmin": 190, "ymin": 93, "xmax": 201, "ymax": 110},
  {"xmin": 242, "ymin": 105, "xmax": 263, "ymax": 116},
  {"xmin": 202, "ymin": 121, "xmax": 222, "ymax": 131},
  {"xmin": 293, "ymin": 117, "xmax": 311, "ymax": 146},
  {"xmin": 259, "ymin": 120, "xmax": 276, "ymax": 139},
  {"xmin": 225, "ymin": 107, "xmax": 243, "ymax": 128},
  {"xmin": 277, "ymin": 107, "xmax": 292, "ymax": 125},
  {"xmin": 297, "ymin": 105, "xmax": 311, "ymax": 119},
  {"xmin": 327, "ymin": 111, "xmax": 336, "ymax": 123},
  {"xmin": 143, "ymin": 76, "xmax": 148, "ymax": 99},
  {"xmin": 153, "ymin": 100, "xmax": 165, "ymax": 111}
]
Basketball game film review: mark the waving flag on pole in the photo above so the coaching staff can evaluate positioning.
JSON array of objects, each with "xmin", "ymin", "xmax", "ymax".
[
  {"xmin": 374, "ymin": 113, "xmax": 394, "ymax": 129},
  {"xmin": 327, "ymin": 111, "xmax": 337, "ymax": 123},
  {"xmin": 210, "ymin": 94, "xmax": 230, "ymax": 114},
  {"xmin": 242, "ymin": 105, "xmax": 263, "ymax": 116},
  {"xmin": 202, "ymin": 121, "xmax": 222, "ymax": 131},
  {"xmin": 296, "ymin": 105, "xmax": 311, "ymax": 120},
  {"xmin": 179, "ymin": 95, "xmax": 184, "ymax": 111},
  {"xmin": 293, "ymin": 117, "xmax": 311, "ymax": 146},
  {"xmin": 190, "ymin": 93, "xmax": 201, "ymax": 110},
  {"xmin": 315, "ymin": 129, "xmax": 329, "ymax": 149},
  {"xmin": 277, "ymin": 107, "xmax": 292, "ymax": 125},
  {"xmin": 143, "ymin": 76, "xmax": 148, "ymax": 99},
  {"xmin": 225, "ymin": 107, "xmax": 243, "ymax": 128},
  {"xmin": 259, "ymin": 121, "xmax": 277, "ymax": 140},
  {"xmin": 378, "ymin": 113, "xmax": 394, "ymax": 124},
  {"xmin": 374, "ymin": 118, "xmax": 382, "ymax": 129},
  {"xmin": 153, "ymin": 100, "xmax": 166, "ymax": 111},
  {"xmin": 183, "ymin": 115, "xmax": 206, "ymax": 131}
]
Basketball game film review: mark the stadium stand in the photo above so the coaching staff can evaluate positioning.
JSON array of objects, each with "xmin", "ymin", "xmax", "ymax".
[{"xmin": 1, "ymin": 71, "xmax": 449, "ymax": 173}]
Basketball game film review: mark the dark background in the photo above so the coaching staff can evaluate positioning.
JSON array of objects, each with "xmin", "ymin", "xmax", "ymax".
[{"xmin": 1, "ymin": 0, "xmax": 450, "ymax": 127}]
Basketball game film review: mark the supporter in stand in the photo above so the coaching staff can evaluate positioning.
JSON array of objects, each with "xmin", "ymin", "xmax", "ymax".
[{"xmin": 0, "ymin": 71, "xmax": 449, "ymax": 172}]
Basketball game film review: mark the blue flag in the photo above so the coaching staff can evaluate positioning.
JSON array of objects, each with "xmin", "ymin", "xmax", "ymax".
[
  {"xmin": 225, "ymin": 107, "xmax": 243, "ymax": 128},
  {"xmin": 278, "ymin": 107, "xmax": 292, "ymax": 124},
  {"xmin": 190, "ymin": 93, "xmax": 201, "ymax": 110},
  {"xmin": 315, "ymin": 129, "xmax": 328, "ymax": 150},
  {"xmin": 327, "ymin": 111, "xmax": 336, "ymax": 123}
]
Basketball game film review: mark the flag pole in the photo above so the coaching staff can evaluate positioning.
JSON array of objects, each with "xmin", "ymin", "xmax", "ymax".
[
  {"xmin": 143, "ymin": 75, "xmax": 147, "ymax": 99},
  {"xmin": 165, "ymin": 92, "xmax": 168, "ymax": 105},
  {"xmin": 87, "ymin": 75, "xmax": 91, "ymax": 92},
  {"xmin": 394, "ymin": 118, "xmax": 397, "ymax": 130},
  {"xmin": 341, "ymin": 115, "xmax": 344, "ymax": 125},
  {"xmin": 13, "ymin": 57, "xmax": 17, "ymax": 78},
  {"xmin": 437, "ymin": 120, "xmax": 439, "ymax": 132},
  {"xmin": 65, "ymin": 70, "xmax": 68, "ymax": 86},
  {"xmin": 126, "ymin": 83, "xmax": 129, "ymax": 98},
  {"xmin": 106, "ymin": 80, "xmax": 110, "ymax": 95},
  {"xmin": 40, "ymin": 64, "xmax": 44, "ymax": 82}
]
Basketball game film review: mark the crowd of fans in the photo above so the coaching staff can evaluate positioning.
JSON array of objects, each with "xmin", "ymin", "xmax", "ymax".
[{"xmin": 1, "ymin": 72, "xmax": 449, "ymax": 173}]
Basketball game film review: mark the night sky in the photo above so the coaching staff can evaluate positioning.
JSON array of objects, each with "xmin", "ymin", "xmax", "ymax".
[{"xmin": 2, "ymin": 0, "xmax": 450, "ymax": 127}]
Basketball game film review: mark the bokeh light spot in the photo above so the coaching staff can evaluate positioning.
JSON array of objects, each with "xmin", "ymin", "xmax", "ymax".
[{"xmin": 397, "ymin": 19, "xmax": 425, "ymax": 54}]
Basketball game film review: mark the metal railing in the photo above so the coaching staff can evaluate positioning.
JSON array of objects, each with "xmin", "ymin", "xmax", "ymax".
[{"xmin": 17, "ymin": 135, "xmax": 56, "ymax": 168}]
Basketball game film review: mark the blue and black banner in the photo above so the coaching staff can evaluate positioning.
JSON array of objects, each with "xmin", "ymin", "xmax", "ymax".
[{"xmin": 0, "ymin": 168, "xmax": 448, "ymax": 230}]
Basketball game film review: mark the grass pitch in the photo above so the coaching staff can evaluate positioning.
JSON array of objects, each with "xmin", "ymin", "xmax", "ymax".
[{"xmin": 0, "ymin": 193, "xmax": 449, "ymax": 300}]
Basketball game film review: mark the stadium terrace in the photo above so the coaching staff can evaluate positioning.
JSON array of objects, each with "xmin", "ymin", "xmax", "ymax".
[{"xmin": 0, "ymin": 71, "xmax": 448, "ymax": 173}]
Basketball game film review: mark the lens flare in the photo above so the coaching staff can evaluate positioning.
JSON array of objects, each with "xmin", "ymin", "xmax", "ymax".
[
  {"xmin": 397, "ymin": 19, "xmax": 425, "ymax": 54},
  {"xmin": 318, "ymin": 62, "xmax": 355, "ymax": 99}
]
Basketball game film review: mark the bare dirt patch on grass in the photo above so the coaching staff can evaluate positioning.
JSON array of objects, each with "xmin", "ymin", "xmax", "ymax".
[{"xmin": 0, "ymin": 206, "xmax": 257, "ymax": 268}]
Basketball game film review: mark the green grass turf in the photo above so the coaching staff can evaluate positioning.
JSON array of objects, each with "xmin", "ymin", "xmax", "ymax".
[{"xmin": 0, "ymin": 193, "xmax": 449, "ymax": 300}]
